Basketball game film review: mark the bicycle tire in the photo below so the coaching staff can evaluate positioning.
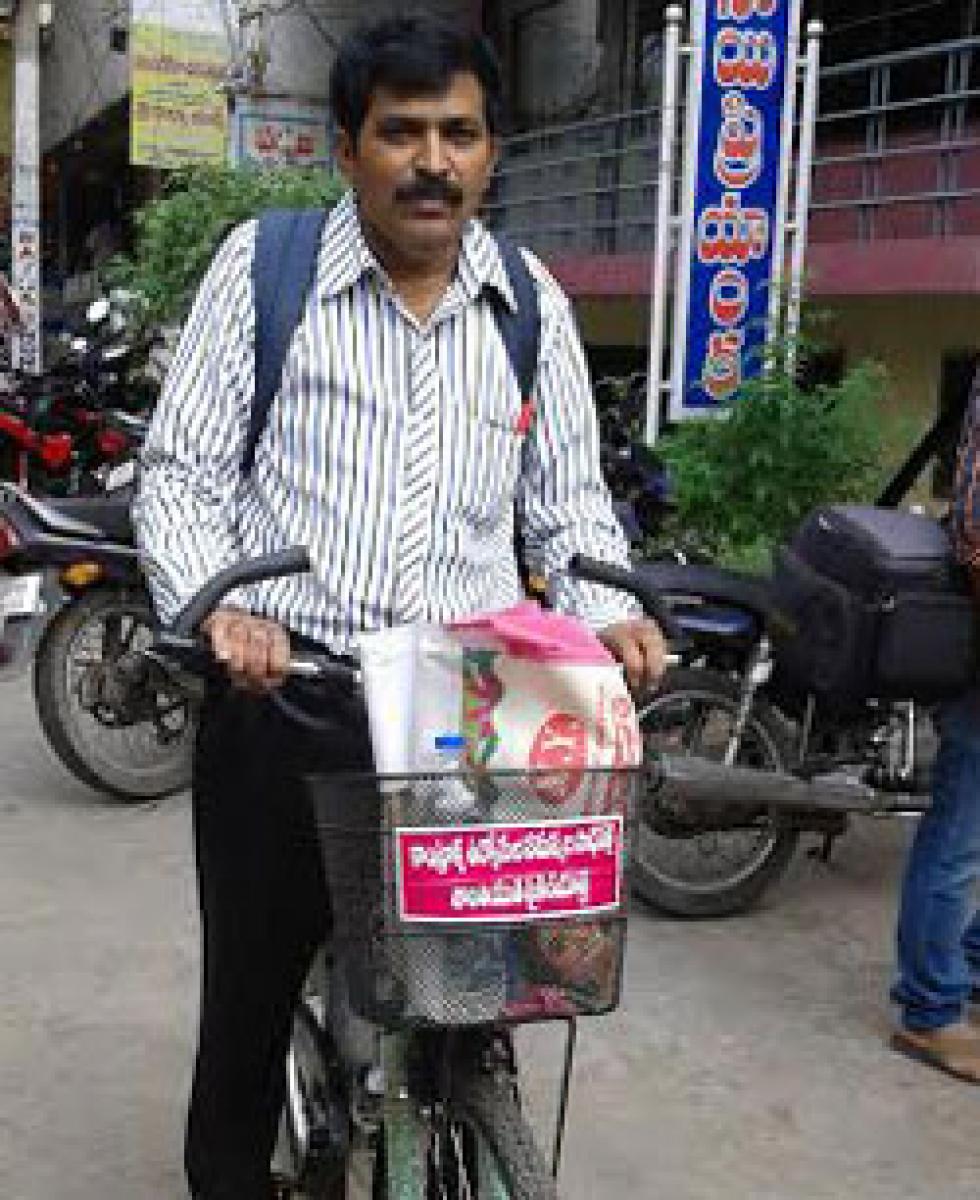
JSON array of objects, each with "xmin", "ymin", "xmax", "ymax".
[
  {"xmin": 278, "ymin": 998, "xmax": 349, "ymax": 1199},
  {"xmin": 368, "ymin": 1058, "xmax": 556, "ymax": 1199},
  {"xmin": 445, "ymin": 1059, "xmax": 558, "ymax": 1200}
]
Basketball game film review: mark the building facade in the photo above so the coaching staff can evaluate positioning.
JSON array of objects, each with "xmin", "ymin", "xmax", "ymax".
[
  {"xmin": 34, "ymin": 0, "xmax": 477, "ymax": 304},
  {"xmin": 13, "ymin": 0, "xmax": 979, "ymax": 447},
  {"xmin": 485, "ymin": 0, "xmax": 980, "ymax": 453}
]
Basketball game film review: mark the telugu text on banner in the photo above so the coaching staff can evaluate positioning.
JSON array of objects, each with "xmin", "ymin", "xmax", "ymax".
[
  {"xmin": 130, "ymin": 1, "xmax": 229, "ymax": 168},
  {"xmin": 675, "ymin": 0, "xmax": 798, "ymax": 415}
]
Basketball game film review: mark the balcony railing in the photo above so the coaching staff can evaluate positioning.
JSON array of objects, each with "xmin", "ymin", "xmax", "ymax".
[{"xmin": 483, "ymin": 35, "xmax": 980, "ymax": 254}]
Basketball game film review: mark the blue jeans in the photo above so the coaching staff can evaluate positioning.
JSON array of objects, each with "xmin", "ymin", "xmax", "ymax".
[{"xmin": 892, "ymin": 692, "xmax": 980, "ymax": 1031}]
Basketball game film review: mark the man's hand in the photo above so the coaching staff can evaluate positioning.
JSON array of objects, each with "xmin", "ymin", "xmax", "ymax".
[
  {"xmin": 598, "ymin": 618, "xmax": 668, "ymax": 695},
  {"xmin": 202, "ymin": 608, "xmax": 291, "ymax": 692}
]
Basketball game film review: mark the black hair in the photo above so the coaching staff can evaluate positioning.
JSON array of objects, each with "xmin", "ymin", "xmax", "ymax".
[{"xmin": 329, "ymin": 15, "xmax": 503, "ymax": 145}]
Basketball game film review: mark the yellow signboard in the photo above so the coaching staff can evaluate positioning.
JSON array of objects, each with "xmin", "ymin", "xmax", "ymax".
[{"xmin": 131, "ymin": 21, "xmax": 228, "ymax": 168}]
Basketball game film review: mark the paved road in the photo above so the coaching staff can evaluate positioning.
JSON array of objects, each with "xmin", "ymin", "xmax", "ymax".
[{"xmin": 1, "ymin": 678, "xmax": 978, "ymax": 1199}]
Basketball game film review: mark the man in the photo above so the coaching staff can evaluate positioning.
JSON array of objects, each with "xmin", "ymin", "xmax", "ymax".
[
  {"xmin": 134, "ymin": 16, "xmax": 665, "ymax": 1198},
  {"xmin": 890, "ymin": 373, "xmax": 980, "ymax": 1083}
]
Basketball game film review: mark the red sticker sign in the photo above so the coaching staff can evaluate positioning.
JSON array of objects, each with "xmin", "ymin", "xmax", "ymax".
[{"xmin": 395, "ymin": 815, "xmax": 624, "ymax": 924}]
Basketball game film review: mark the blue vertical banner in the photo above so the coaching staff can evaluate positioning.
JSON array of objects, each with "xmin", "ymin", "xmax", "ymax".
[{"xmin": 671, "ymin": 0, "xmax": 798, "ymax": 416}]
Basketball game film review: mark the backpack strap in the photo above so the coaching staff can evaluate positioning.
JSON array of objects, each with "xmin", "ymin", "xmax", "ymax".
[
  {"xmin": 242, "ymin": 207, "xmax": 327, "ymax": 476},
  {"xmin": 488, "ymin": 234, "xmax": 543, "ymax": 596},
  {"xmin": 488, "ymin": 232, "xmax": 540, "ymax": 405}
]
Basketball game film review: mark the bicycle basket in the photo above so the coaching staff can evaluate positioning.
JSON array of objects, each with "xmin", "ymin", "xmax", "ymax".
[{"xmin": 305, "ymin": 768, "xmax": 642, "ymax": 1030}]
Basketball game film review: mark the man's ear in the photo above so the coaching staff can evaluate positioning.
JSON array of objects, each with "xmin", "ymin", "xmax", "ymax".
[
  {"xmin": 488, "ymin": 135, "xmax": 501, "ymax": 176},
  {"xmin": 334, "ymin": 129, "xmax": 355, "ymax": 183}
]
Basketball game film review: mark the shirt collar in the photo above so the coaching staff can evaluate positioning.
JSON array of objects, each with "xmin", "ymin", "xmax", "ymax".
[{"xmin": 316, "ymin": 189, "xmax": 517, "ymax": 313}]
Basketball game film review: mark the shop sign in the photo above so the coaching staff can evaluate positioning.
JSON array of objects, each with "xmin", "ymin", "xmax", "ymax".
[
  {"xmin": 130, "ymin": 1, "xmax": 229, "ymax": 168},
  {"xmin": 231, "ymin": 99, "xmax": 332, "ymax": 170},
  {"xmin": 676, "ymin": 0, "xmax": 796, "ymax": 413}
]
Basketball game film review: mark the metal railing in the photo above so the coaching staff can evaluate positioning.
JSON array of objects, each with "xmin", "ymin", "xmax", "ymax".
[{"xmin": 484, "ymin": 35, "xmax": 980, "ymax": 254}]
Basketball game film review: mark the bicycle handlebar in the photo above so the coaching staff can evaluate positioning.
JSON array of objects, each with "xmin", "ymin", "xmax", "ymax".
[
  {"xmin": 171, "ymin": 546, "xmax": 312, "ymax": 636},
  {"xmin": 567, "ymin": 554, "xmax": 684, "ymax": 643},
  {"xmin": 160, "ymin": 546, "xmax": 681, "ymax": 683},
  {"xmin": 150, "ymin": 630, "xmax": 358, "ymax": 687},
  {"xmin": 157, "ymin": 546, "xmax": 359, "ymax": 689}
]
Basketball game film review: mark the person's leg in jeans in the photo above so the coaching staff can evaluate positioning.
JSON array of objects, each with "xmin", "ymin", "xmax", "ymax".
[
  {"xmin": 184, "ymin": 682, "xmax": 371, "ymax": 1199},
  {"xmin": 963, "ymin": 909, "xmax": 980, "ymax": 994},
  {"xmin": 892, "ymin": 691, "xmax": 980, "ymax": 1048}
]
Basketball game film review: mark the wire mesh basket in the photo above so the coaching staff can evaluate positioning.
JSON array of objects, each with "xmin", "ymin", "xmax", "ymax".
[{"xmin": 306, "ymin": 768, "xmax": 642, "ymax": 1029}]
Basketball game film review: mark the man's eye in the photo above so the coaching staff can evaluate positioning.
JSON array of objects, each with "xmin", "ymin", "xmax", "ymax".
[
  {"xmin": 448, "ymin": 127, "xmax": 480, "ymax": 145},
  {"xmin": 379, "ymin": 124, "xmax": 412, "ymax": 143}
]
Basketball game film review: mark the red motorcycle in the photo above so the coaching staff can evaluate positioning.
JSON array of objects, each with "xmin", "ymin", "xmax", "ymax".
[
  {"xmin": 0, "ymin": 353, "xmax": 144, "ymax": 495},
  {"xmin": 0, "ymin": 372, "xmax": 133, "ymax": 489}
]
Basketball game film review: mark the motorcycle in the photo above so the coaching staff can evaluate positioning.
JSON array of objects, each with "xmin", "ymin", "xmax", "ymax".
[
  {"xmin": 0, "ymin": 293, "xmax": 158, "ymax": 495},
  {"xmin": 599, "ymin": 405, "xmax": 970, "ymax": 918},
  {"xmin": 0, "ymin": 480, "xmax": 196, "ymax": 800},
  {"xmin": 595, "ymin": 372, "xmax": 675, "ymax": 546}
]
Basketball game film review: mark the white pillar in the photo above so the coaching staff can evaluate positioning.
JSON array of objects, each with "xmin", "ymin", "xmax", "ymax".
[
  {"xmin": 12, "ymin": 0, "xmax": 42, "ymax": 374},
  {"xmin": 786, "ymin": 19, "xmax": 823, "ymax": 358},
  {"xmin": 645, "ymin": 4, "xmax": 684, "ymax": 444}
]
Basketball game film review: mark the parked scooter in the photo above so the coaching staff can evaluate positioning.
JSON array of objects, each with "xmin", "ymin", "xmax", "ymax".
[{"xmin": 0, "ymin": 481, "xmax": 196, "ymax": 799}]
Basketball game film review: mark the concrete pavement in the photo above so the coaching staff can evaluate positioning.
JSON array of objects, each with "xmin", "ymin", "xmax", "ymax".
[{"xmin": 1, "ymin": 677, "xmax": 978, "ymax": 1199}]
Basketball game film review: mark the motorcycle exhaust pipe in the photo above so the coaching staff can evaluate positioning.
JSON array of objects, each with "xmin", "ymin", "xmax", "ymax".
[{"xmin": 656, "ymin": 754, "xmax": 886, "ymax": 817}]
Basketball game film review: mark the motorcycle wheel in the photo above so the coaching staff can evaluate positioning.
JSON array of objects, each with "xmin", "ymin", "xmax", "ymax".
[
  {"xmin": 33, "ymin": 586, "xmax": 196, "ymax": 801},
  {"xmin": 636, "ymin": 667, "xmax": 799, "ymax": 918}
]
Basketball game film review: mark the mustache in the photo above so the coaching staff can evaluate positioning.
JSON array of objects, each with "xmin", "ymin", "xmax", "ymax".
[{"xmin": 395, "ymin": 174, "xmax": 464, "ymax": 207}]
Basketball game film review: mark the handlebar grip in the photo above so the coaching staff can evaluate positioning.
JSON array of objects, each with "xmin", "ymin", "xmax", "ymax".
[
  {"xmin": 568, "ymin": 554, "xmax": 684, "ymax": 643},
  {"xmin": 172, "ymin": 546, "xmax": 312, "ymax": 635},
  {"xmin": 149, "ymin": 634, "xmax": 358, "ymax": 692},
  {"xmin": 568, "ymin": 554, "xmax": 636, "ymax": 594}
]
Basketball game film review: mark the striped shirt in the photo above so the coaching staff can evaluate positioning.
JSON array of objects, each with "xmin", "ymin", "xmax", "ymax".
[{"xmin": 134, "ymin": 190, "xmax": 635, "ymax": 652}]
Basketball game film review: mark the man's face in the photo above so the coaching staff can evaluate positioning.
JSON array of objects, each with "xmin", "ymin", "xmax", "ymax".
[{"xmin": 336, "ymin": 71, "xmax": 498, "ymax": 262}]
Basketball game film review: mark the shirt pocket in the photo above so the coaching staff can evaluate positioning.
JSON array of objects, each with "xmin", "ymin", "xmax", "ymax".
[{"xmin": 453, "ymin": 394, "xmax": 527, "ymax": 529}]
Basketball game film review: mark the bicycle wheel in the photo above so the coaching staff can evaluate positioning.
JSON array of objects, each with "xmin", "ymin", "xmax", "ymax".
[
  {"xmin": 374, "ymin": 1044, "xmax": 557, "ymax": 1200},
  {"xmin": 277, "ymin": 997, "xmax": 350, "ymax": 1199},
  {"xmin": 443, "ymin": 1061, "xmax": 557, "ymax": 1200}
]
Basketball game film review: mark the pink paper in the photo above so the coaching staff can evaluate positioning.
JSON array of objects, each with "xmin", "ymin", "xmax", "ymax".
[{"xmin": 450, "ymin": 601, "xmax": 615, "ymax": 665}]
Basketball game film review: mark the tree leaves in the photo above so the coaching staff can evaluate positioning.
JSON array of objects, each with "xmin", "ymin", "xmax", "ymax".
[
  {"xmin": 654, "ymin": 355, "xmax": 887, "ymax": 568},
  {"xmin": 105, "ymin": 165, "xmax": 347, "ymax": 331}
]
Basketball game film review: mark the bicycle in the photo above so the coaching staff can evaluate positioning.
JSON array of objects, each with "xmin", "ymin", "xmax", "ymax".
[{"xmin": 153, "ymin": 547, "xmax": 654, "ymax": 1200}]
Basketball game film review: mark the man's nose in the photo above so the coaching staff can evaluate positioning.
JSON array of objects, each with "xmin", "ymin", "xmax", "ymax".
[{"xmin": 416, "ymin": 130, "xmax": 451, "ymax": 175}]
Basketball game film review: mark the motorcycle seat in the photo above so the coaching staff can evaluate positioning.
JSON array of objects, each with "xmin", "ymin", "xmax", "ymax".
[
  {"xmin": 43, "ymin": 493, "xmax": 134, "ymax": 545},
  {"xmin": 0, "ymin": 485, "xmax": 105, "ymax": 542},
  {"xmin": 632, "ymin": 560, "xmax": 793, "ymax": 635}
]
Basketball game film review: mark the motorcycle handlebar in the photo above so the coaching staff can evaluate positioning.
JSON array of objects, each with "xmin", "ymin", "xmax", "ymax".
[{"xmin": 171, "ymin": 546, "xmax": 312, "ymax": 636}]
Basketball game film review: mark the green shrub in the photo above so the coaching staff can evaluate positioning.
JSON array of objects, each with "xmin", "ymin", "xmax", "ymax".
[
  {"xmin": 651, "ymin": 348, "xmax": 888, "ymax": 569},
  {"xmin": 106, "ymin": 165, "xmax": 346, "ymax": 329}
]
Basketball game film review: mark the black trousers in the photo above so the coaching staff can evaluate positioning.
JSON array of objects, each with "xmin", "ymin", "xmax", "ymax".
[{"xmin": 184, "ymin": 678, "xmax": 372, "ymax": 1199}]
